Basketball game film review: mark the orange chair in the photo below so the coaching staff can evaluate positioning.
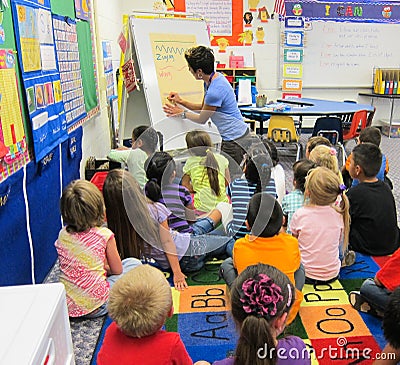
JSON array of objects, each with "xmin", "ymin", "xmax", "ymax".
[{"xmin": 343, "ymin": 110, "xmax": 367, "ymax": 143}]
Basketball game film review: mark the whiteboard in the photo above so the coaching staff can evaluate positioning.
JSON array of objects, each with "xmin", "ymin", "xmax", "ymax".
[
  {"xmin": 127, "ymin": 15, "xmax": 220, "ymax": 150},
  {"xmin": 302, "ymin": 21, "xmax": 400, "ymax": 88}
]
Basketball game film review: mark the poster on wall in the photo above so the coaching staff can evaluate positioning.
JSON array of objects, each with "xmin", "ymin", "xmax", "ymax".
[
  {"xmin": 102, "ymin": 40, "xmax": 115, "ymax": 98},
  {"xmin": 11, "ymin": 0, "xmax": 68, "ymax": 162},
  {"xmin": 53, "ymin": 15, "xmax": 86, "ymax": 128},
  {"xmin": 0, "ymin": 49, "xmax": 30, "ymax": 183},
  {"xmin": 75, "ymin": 0, "xmax": 90, "ymax": 21}
]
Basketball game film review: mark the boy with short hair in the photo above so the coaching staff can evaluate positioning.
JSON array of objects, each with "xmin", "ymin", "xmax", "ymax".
[
  {"xmin": 347, "ymin": 143, "xmax": 399, "ymax": 256},
  {"xmin": 97, "ymin": 265, "xmax": 193, "ymax": 365},
  {"xmin": 108, "ymin": 126, "xmax": 158, "ymax": 188},
  {"xmin": 219, "ymin": 193, "xmax": 303, "ymax": 324},
  {"xmin": 342, "ymin": 126, "xmax": 390, "ymax": 188}
]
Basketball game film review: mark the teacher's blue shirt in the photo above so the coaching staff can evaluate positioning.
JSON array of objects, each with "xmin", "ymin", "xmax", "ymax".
[{"xmin": 204, "ymin": 73, "xmax": 248, "ymax": 141}]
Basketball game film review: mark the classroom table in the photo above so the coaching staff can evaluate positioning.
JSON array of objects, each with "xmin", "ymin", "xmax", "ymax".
[
  {"xmin": 240, "ymin": 98, "xmax": 375, "ymax": 135},
  {"xmin": 359, "ymin": 92, "xmax": 400, "ymax": 138}
]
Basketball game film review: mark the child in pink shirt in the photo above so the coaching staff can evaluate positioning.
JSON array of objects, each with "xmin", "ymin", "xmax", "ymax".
[{"xmin": 290, "ymin": 167, "xmax": 351, "ymax": 283}]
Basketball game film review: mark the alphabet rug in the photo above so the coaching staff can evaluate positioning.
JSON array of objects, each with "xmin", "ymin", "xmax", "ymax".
[{"xmin": 91, "ymin": 253, "xmax": 388, "ymax": 364}]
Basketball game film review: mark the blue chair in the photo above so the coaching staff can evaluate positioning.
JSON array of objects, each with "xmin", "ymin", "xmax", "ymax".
[{"xmin": 312, "ymin": 116, "xmax": 346, "ymax": 166}]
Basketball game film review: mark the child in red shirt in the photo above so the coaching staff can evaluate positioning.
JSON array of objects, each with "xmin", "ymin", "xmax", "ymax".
[
  {"xmin": 97, "ymin": 265, "xmax": 193, "ymax": 365},
  {"xmin": 349, "ymin": 247, "xmax": 400, "ymax": 317}
]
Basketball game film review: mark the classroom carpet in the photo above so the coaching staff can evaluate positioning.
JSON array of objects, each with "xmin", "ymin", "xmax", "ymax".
[{"xmin": 90, "ymin": 253, "xmax": 389, "ymax": 365}]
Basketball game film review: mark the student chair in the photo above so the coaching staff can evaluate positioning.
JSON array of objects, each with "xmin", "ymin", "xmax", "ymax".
[
  {"xmin": 343, "ymin": 110, "xmax": 368, "ymax": 145},
  {"xmin": 311, "ymin": 116, "xmax": 346, "ymax": 166},
  {"xmin": 267, "ymin": 115, "xmax": 302, "ymax": 161}
]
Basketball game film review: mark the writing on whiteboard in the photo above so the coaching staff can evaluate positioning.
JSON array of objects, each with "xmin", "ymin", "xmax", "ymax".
[{"xmin": 302, "ymin": 22, "xmax": 400, "ymax": 87}]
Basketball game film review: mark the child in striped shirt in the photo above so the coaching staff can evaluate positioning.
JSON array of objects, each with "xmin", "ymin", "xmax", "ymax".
[{"xmin": 282, "ymin": 159, "xmax": 316, "ymax": 234}]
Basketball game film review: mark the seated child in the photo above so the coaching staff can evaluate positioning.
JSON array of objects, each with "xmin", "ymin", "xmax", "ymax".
[
  {"xmin": 97, "ymin": 265, "xmax": 192, "ymax": 365},
  {"xmin": 309, "ymin": 144, "xmax": 344, "ymax": 184},
  {"xmin": 227, "ymin": 150, "xmax": 276, "ymax": 242},
  {"xmin": 373, "ymin": 287, "xmax": 400, "ymax": 365},
  {"xmin": 349, "ymin": 246, "xmax": 400, "ymax": 317},
  {"xmin": 342, "ymin": 126, "xmax": 390, "ymax": 188},
  {"xmin": 220, "ymin": 193, "xmax": 303, "ymax": 324},
  {"xmin": 214, "ymin": 264, "xmax": 310, "ymax": 365},
  {"xmin": 182, "ymin": 130, "xmax": 230, "ymax": 213},
  {"xmin": 281, "ymin": 159, "xmax": 316, "ymax": 234},
  {"xmin": 103, "ymin": 169, "xmax": 231, "ymax": 290},
  {"xmin": 55, "ymin": 180, "xmax": 141, "ymax": 318},
  {"xmin": 108, "ymin": 126, "xmax": 158, "ymax": 189},
  {"xmin": 347, "ymin": 143, "xmax": 399, "ymax": 256},
  {"xmin": 305, "ymin": 135, "xmax": 332, "ymax": 159},
  {"xmin": 290, "ymin": 167, "xmax": 352, "ymax": 284},
  {"xmin": 145, "ymin": 151, "xmax": 229, "ymax": 235}
]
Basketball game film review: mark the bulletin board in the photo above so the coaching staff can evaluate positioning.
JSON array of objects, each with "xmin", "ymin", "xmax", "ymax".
[
  {"xmin": 11, "ymin": 0, "xmax": 68, "ymax": 162},
  {"xmin": 120, "ymin": 14, "xmax": 220, "ymax": 151},
  {"xmin": 0, "ymin": 5, "xmax": 30, "ymax": 183}
]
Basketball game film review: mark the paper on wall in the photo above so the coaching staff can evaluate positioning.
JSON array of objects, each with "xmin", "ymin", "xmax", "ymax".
[{"xmin": 237, "ymin": 79, "xmax": 252, "ymax": 106}]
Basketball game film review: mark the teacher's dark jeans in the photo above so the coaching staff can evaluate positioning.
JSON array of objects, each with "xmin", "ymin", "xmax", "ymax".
[{"xmin": 221, "ymin": 130, "xmax": 253, "ymax": 179}]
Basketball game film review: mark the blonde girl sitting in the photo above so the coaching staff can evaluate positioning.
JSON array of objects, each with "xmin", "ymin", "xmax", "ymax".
[
  {"xmin": 182, "ymin": 130, "xmax": 230, "ymax": 214},
  {"xmin": 290, "ymin": 167, "xmax": 353, "ymax": 284},
  {"xmin": 309, "ymin": 144, "xmax": 344, "ymax": 185},
  {"xmin": 55, "ymin": 180, "xmax": 141, "ymax": 318}
]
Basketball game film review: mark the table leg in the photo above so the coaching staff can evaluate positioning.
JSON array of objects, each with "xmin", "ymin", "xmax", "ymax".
[{"xmin": 389, "ymin": 98, "xmax": 395, "ymax": 138}]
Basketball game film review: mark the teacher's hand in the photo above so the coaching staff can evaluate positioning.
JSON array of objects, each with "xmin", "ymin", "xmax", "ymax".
[
  {"xmin": 163, "ymin": 102, "xmax": 184, "ymax": 117},
  {"xmin": 167, "ymin": 91, "xmax": 183, "ymax": 104}
]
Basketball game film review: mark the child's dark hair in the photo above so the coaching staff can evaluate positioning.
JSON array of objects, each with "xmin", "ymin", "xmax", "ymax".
[
  {"xmin": 306, "ymin": 136, "xmax": 332, "ymax": 155},
  {"xmin": 293, "ymin": 159, "xmax": 317, "ymax": 193},
  {"xmin": 103, "ymin": 169, "xmax": 159, "ymax": 260},
  {"xmin": 358, "ymin": 126, "xmax": 381, "ymax": 147},
  {"xmin": 383, "ymin": 287, "xmax": 400, "ymax": 349},
  {"xmin": 231, "ymin": 263, "xmax": 295, "ymax": 365},
  {"xmin": 262, "ymin": 139, "xmax": 279, "ymax": 166},
  {"xmin": 184, "ymin": 45, "xmax": 215, "ymax": 74},
  {"xmin": 133, "ymin": 126, "xmax": 158, "ymax": 154},
  {"xmin": 60, "ymin": 180, "xmax": 105, "ymax": 233},
  {"xmin": 144, "ymin": 152, "xmax": 176, "ymax": 202},
  {"xmin": 186, "ymin": 130, "xmax": 222, "ymax": 197},
  {"xmin": 247, "ymin": 193, "xmax": 283, "ymax": 237},
  {"xmin": 245, "ymin": 153, "xmax": 272, "ymax": 194},
  {"xmin": 352, "ymin": 143, "xmax": 382, "ymax": 178}
]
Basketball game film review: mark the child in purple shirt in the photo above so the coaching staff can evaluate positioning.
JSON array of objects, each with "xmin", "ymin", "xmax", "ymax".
[{"xmin": 212, "ymin": 264, "xmax": 310, "ymax": 365}]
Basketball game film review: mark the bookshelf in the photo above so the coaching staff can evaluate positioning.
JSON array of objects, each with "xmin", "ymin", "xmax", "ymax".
[{"xmin": 218, "ymin": 67, "xmax": 257, "ymax": 89}]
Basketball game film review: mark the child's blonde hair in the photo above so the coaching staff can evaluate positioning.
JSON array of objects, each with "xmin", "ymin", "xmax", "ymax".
[
  {"xmin": 186, "ymin": 130, "xmax": 222, "ymax": 196},
  {"xmin": 108, "ymin": 265, "xmax": 172, "ymax": 338},
  {"xmin": 305, "ymin": 167, "xmax": 350, "ymax": 248},
  {"xmin": 60, "ymin": 180, "xmax": 104, "ymax": 233},
  {"xmin": 309, "ymin": 145, "xmax": 342, "ymax": 182}
]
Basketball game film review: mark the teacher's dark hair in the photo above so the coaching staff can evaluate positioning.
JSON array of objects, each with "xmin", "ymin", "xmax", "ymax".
[{"xmin": 184, "ymin": 45, "xmax": 215, "ymax": 75}]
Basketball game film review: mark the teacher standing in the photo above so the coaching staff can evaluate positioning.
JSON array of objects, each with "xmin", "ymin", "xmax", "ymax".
[{"xmin": 163, "ymin": 45, "xmax": 252, "ymax": 177}]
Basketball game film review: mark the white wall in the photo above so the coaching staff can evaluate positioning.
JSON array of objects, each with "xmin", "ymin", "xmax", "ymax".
[{"xmin": 82, "ymin": 0, "xmax": 396, "ymax": 169}]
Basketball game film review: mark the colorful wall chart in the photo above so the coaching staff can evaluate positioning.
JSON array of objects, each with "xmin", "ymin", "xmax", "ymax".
[
  {"xmin": 53, "ymin": 15, "xmax": 86, "ymax": 128},
  {"xmin": 0, "ymin": 50, "xmax": 30, "ymax": 182},
  {"xmin": 102, "ymin": 40, "xmax": 115, "ymax": 99},
  {"xmin": 11, "ymin": 0, "xmax": 68, "ymax": 162},
  {"xmin": 75, "ymin": 0, "xmax": 90, "ymax": 21}
]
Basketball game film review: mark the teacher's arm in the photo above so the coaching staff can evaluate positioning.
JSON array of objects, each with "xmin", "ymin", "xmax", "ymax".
[
  {"xmin": 167, "ymin": 91, "xmax": 204, "ymax": 111},
  {"xmin": 163, "ymin": 102, "xmax": 216, "ymax": 124}
]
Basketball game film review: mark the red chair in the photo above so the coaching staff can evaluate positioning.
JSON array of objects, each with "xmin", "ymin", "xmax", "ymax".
[{"xmin": 343, "ymin": 110, "xmax": 367, "ymax": 143}]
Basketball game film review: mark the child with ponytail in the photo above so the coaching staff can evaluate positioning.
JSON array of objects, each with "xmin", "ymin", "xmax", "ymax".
[
  {"xmin": 213, "ymin": 263, "xmax": 310, "ymax": 365},
  {"xmin": 182, "ymin": 130, "xmax": 230, "ymax": 213},
  {"xmin": 290, "ymin": 167, "xmax": 353, "ymax": 284},
  {"xmin": 309, "ymin": 145, "xmax": 344, "ymax": 185}
]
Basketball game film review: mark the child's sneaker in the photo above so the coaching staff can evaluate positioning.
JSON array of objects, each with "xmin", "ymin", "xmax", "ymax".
[
  {"xmin": 341, "ymin": 250, "xmax": 356, "ymax": 267},
  {"xmin": 348, "ymin": 291, "xmax": 383, "ymax": 317}
]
